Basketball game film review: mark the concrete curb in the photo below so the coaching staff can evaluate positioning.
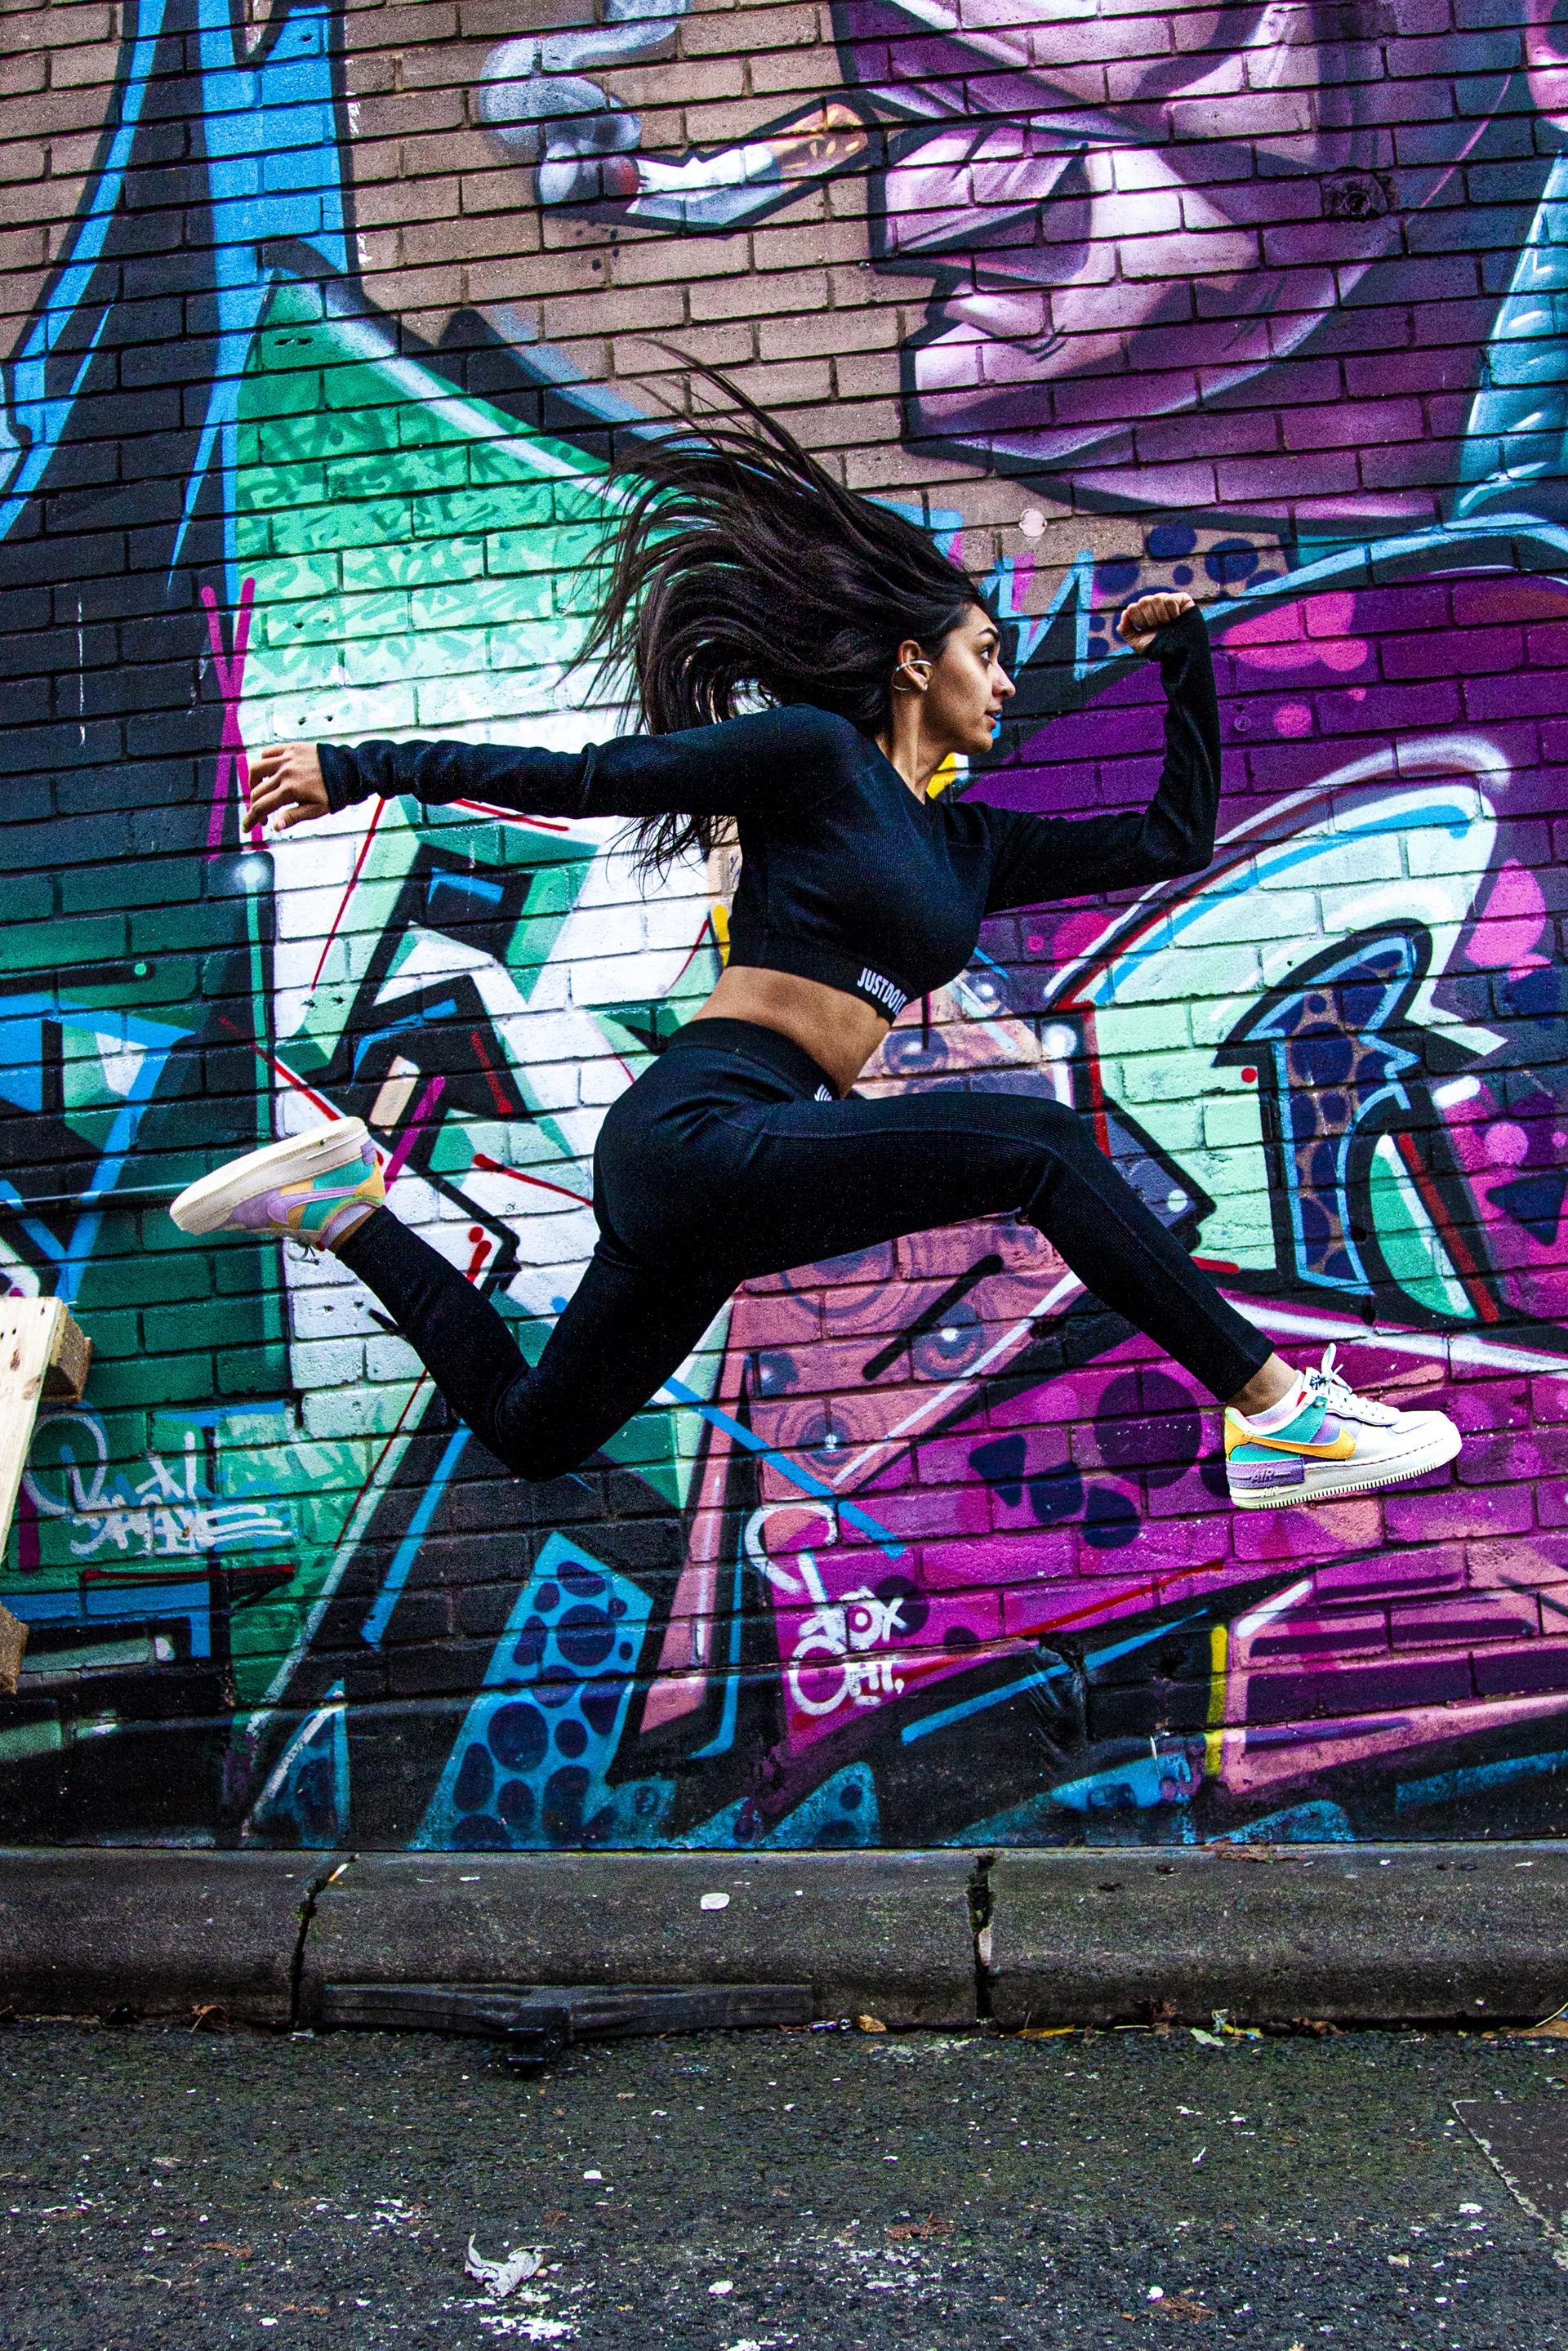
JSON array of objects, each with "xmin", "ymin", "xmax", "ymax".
[
  {"xmin": 0, "ymin": 1850, "xmax": 346, "ymax": 2026},
  {"xmin": 0, "ymin": 1845, "xmax": 1563, "ymax": 2032},
  {"xmin": 298, "ymin": 1850, "xmax": 979, "ymax": 2029},
  {"xmin": 985, "ymin": 1843, "xmax": 1568, "ymax": 2027}
]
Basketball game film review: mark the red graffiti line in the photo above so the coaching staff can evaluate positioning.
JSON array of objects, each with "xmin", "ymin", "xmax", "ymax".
[
  {"xmin": 451, "ymin": 796, "xmax": 572, "ymax": 835},
  {"xmin": 467, "ymin": 1028, "xmax": 513, "ymax": 1119},
  {"xmin": 1393, "ymin": 1129, "xmax": 1500, "ymax": 1323},
  {"xmin": 201, "ymin": 577, "xmax": 256, "ymax": 858},
  {"xmin": 216, "ymin": 1019, "xmax": 342, "ymax": 1125},
  {"xmin": 470, "ymin": 1150, "xmax": 590, "ymax": 1207}
]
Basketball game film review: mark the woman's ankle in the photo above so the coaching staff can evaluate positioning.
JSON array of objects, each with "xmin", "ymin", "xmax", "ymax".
[
  {"xmin": 1227, "ymin": 1352, "xmax": 1298, "ymax": 1418},
  {"xmin": 324, "ymin": 1200, "xmax": 383, "ymax": 1255}
]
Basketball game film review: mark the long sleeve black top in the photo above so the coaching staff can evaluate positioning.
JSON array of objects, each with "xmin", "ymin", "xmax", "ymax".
[{"xmin": 317, "ymin": 605, "xmax": 1220, "ymax": 1020}]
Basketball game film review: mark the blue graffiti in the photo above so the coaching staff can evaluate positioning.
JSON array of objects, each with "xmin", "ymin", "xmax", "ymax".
[
  {"xmin": 1394, "ymin": 1748, "xmax": 1568, "ymax": 1814},
  {"xmin": 1, "ymin": 0, "xmax": 347, "ymax": 582},
  {"xmin": 246, "ymin": 1683, "xmax": 350, "ymax": 1846},
  {"xmin": 413, "ymin": 1534, "xmax": 662, "ymax": 1848}
]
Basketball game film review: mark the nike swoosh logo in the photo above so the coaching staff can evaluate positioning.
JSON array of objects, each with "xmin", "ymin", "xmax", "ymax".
[{"xmin": 1232, "ymin": 1429, "xmax": 1358, "ymax": 1461}]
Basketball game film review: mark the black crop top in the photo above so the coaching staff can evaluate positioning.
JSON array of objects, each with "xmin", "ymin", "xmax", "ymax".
[{"xmin": 317, "ymin": 605, "xmax": 1220, "ymax": 1023}]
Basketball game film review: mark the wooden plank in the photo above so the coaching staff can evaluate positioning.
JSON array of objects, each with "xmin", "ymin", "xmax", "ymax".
[
  {"xmin": 0, "ymin": 1298, "xmax": 91, "ymax": 1557},
  {"xmin": 320, "ymin": 1980, "xmax": 814, "ymax": 2039},
  {"xmin": 0, "ymin": 1603, "xmax": 25, "ymax": 1697},
  {"xmin": 43, "ymin": 1307, "xmax": 92, "ymax": 1403}
]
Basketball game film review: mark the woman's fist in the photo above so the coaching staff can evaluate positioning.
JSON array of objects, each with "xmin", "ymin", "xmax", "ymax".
[
  {"xmin": 245, "ymin": 742, "xmax": 329, "ymax": 832},
  {"xmin": 1116, "ymin": 590, "xmax": 1196, "ymax": 655}
]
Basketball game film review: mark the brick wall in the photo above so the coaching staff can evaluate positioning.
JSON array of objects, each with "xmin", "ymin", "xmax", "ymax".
[{"xmin": 2, "ymin": 0, "xmax": 1567, "ymax": 1850}]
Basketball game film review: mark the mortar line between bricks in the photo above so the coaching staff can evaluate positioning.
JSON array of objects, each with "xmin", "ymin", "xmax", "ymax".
[{"xmin": 289, "ymin": 1855, "xmax": 356, "ymax": 2029}]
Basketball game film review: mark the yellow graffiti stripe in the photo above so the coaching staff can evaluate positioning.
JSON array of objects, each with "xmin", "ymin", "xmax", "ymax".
[{"xmin": 1206, "ymin": 1624, "xmax": 1228, "ymax": 1734}]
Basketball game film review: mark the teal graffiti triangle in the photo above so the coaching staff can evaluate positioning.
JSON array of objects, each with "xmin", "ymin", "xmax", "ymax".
[{"xmin": 687, "ymin": 1763, "xmax": 880, "ymax": 1850}]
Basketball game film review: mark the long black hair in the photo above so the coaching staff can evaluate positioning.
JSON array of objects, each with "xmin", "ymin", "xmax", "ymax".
[{"xmin": 579, "ymin": 365, "xmax": 987, "ymax": 877}]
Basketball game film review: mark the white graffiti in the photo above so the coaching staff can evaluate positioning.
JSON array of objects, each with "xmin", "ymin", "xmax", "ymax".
[
  {"xmin": 742, "ymin": 1512, "xmax": 913, "ymax": 1719},
  {"xmin": 23, "ymin": 1410, "xmax": 290, "ymax": 1561},
  {"xmin": 786, "ymin": 1573, "xmax": 909, "ymax": 1719},
  {"xmin": 742, "ymin": 1501, "xmax": 838, "ymax": 1596}
]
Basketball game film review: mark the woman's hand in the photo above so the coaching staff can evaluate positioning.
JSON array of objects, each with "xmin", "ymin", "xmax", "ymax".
[
  {"xmin": 245, "ymin": 742, "xmax": 329, "ymax": 832},
  {"xmin": 1116, "ymin": 590, "xmax": 1196, "ymax": 655}
]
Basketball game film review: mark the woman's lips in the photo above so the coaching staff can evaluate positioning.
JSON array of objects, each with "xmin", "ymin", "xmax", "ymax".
[{"xmin": 876, "ymin": 121, "xmax": 1086, "ymax": 260}]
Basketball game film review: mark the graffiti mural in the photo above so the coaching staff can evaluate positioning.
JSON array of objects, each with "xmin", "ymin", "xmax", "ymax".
[{"xmin": 3, "ymin": 0, "xmax": 1567, "ymax": 1851}]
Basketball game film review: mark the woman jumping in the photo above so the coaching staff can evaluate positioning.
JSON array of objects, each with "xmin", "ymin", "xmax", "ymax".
[{"xmin": 172, "ymin": 401, "xmax": 1460, "ymax": 1511}]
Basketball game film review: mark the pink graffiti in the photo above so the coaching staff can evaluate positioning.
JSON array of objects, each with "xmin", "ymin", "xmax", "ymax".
[
  {"xmin": 1224, "ymin": 592, "xmax": 1368, "ymax": 673},
  {"xmin": 1465, "ymin": 859, "xmax": 1549, "ymax": 976},
  {"xmin": 383, "ymin": 1073, "xmax": 446, "ymax": 1186},
  {"xmin": 201, "ymin": 577, "xmax": 256, "ymax": 859}
]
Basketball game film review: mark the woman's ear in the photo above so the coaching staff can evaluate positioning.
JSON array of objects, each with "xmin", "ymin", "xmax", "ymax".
[
  {"xmin": 892, "ymin": 639, "xmax": 933, "ymax": 693},
  {"xmin": 1525, "ymin": 0, "xmax": 1568, "ymax": 130}
]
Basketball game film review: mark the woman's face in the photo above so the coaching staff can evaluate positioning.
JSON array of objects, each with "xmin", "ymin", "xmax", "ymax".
[
  {"xmin": 835, "ymin": 0, "xmax": 1541, "ymax": 512},
  {"xmin": 918, "ymin": 605, "xmax": 1017, "ymax": 757},
  {"xmin": 323, "ymin": 0, "xmax": 1568, "ymax": 524}
]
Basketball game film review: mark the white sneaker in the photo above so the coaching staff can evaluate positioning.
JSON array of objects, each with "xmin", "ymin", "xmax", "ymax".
[
  {"xmin": 1225, "ymin": 1343, "xmax": 1460, "ymax": 1510},
  {"xmin": 170, "ymin": 1118, "xmax": 385, "ymax": 1249}
]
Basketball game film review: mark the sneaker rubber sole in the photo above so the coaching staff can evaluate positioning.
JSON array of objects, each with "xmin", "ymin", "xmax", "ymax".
[
  {"xmin": 1228, "ymin": 1415, "xmax": 1461, "ymax": 1511},
  {"xmin": 170, "ymin": 1118, "xmax": 371, "ymax": 1236}
]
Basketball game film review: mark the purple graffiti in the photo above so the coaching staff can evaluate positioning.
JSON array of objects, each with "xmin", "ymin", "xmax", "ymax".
[{"xmin": 831, "ymin": 0, "xmax": 1553, "ymax": 514}]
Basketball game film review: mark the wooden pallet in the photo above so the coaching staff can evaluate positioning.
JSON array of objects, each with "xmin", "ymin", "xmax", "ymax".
[{"xmin": 0, "ymin": 1298, "xmax": 93, "ymax": 1693}]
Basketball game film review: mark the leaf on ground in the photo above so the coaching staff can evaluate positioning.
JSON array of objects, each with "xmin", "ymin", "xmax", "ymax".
[
  {"xmin": 885, "ymin": 2215, "xmax": 953, "ymax": 2240},
  {"xmin": 854, "ymin": 2014, "xmax": 887, "ymax": 2033}
]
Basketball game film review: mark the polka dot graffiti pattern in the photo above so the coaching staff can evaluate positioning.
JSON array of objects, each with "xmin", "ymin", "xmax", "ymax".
[{"xmin": 412, "ymin": 1537, "xmax": 658, "ymax": 1850}]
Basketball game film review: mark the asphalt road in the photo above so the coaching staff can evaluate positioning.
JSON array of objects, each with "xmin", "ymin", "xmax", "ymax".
[{"xmin": 2, "ymin": 2015, "xmax": 1565, "ymax": 2349}]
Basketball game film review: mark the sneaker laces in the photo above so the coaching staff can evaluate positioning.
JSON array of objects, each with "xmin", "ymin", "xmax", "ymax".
[{"xmin": 1306, "ymin": 1343, "xmax": 1399, "ymax": 1428}]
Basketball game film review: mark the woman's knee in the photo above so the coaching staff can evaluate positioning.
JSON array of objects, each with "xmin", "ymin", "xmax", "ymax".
[
  {"xmin": 489, "ymin": 1400, "xmax": 590, "ymax": 1485},
  {"xmin": 1022, "ymin": 1094, "xmax": 1089, "ymax": 1143},
  {"xmin": 509, "ymin": 1435, "xmax": 590, "ymax": 1485}
]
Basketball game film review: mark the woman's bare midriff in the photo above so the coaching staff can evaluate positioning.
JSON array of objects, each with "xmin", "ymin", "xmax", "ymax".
[{"xmin": 688, "ymin": 964, "xmax": 889, "ymax": 1098}]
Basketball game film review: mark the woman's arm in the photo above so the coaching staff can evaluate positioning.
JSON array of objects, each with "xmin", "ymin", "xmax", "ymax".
[
  {"xmin": 244, "ymin": 704, "xmax": 854, "ymax": 833},
  {"xmin": 982, "ymin": 597, "xmax": 1222, "ymax": 914}
]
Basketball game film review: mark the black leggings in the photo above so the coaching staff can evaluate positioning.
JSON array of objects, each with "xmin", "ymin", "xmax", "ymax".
[{"xmin": 336, "ymin": 1017, "xmax": 1273, "ymax": 1483}]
